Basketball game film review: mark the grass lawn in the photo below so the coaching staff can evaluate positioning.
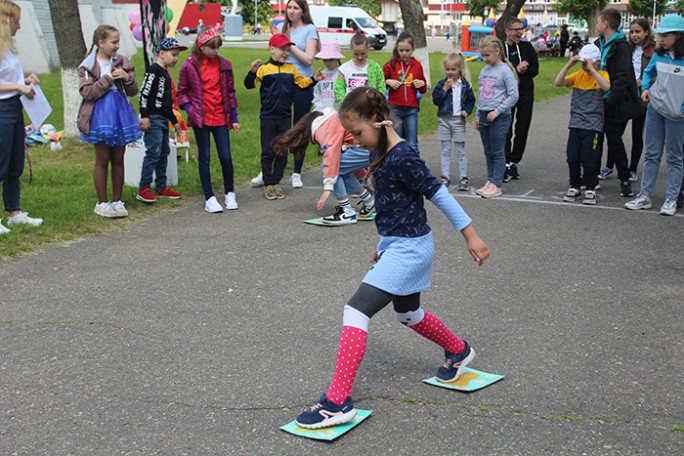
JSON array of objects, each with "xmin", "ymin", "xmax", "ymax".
[{"xmin": 1, "ymin": 46, "xmax": 569, "ymax": 261}]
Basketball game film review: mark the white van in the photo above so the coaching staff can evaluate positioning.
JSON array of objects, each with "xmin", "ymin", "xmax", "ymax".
[{"xmin": 309, "ymin": 6, "xmax": 388, "ymax": 50}]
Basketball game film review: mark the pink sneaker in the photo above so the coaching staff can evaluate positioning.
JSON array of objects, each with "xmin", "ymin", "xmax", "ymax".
[
  {"xmin": 481, "ymin": 184, "xmax": 502, "ymax": 198},
  {"xmin": 475, "ymin": 181, "xmax": 492, "ymax": 196}
]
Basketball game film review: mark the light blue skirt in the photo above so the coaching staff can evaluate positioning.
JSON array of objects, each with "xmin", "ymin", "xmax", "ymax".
[{"xmin": 362, "ymin": 231, "xmax": 434, "ymax": 295}]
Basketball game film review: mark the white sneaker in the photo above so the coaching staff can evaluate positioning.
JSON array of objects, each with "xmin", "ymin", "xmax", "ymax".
[
  {"xmin": 250, "ymin": 172, "xmax": 264, "ymax": 187},
  {"xmin": 225, "ymin": 192, "xmax": 238, "ymax": 210},
  {"xmin": 291, "ymin": 173, "xmax": 303, "ymax": 188},
  {"xmin": 7, "ymin": 212, "xmax": 44, "ymax": 226},
  {"xmin": 0, "ymin": 220, "xmax": 10, "ymax": 234},
  {"xmin": 660, "ymin": 199, "xmax": 677, "ymax": 216},
  {"xmin": 204, "ymin": 196, "xmax": 223, "ymax": 213},
  {"xmin": 110, "ymin": 201, "xmax": 129, "ymax": 218},
  {"xmin": 94, "ymin": 202, "xmax": 117, "ymax": 218}
]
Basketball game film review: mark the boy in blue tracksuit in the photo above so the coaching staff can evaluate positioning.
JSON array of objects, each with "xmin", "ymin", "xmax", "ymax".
[{"xmin": 244, "ymin": 33, "xmax": 322, "ymax": 200}]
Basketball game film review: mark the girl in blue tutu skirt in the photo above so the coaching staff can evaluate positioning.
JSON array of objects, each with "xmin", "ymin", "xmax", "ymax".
[{"xmin": 77, "ymin": 25, "xmax": 140, "ymax": 218}]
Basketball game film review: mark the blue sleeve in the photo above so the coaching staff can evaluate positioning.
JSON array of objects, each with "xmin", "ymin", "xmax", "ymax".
[
  {"xmin": 432, "ymin": 79, "xmax": 447, "ymax": 106},
  {"xmin": 429, "ymin": 185, "xmax": 472, "ymax": 232},
  {"xmin": 641, "ymin": 55, "xmax": 657, "ymax": 91},
  {"xmin": 463, "ymin": 82, "xmax": 476, "ymax": 115}
]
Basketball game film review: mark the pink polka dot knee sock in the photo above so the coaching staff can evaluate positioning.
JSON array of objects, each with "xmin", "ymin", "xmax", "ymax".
[
  {"xmin": 326, "ymin": 326, "xmax": 367, "ymax": 405},
  {"xmin": 409, "ymin": 311, "xmax": 465, "ymax": 354}
]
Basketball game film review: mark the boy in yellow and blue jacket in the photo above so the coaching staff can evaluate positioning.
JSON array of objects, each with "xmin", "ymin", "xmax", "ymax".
[{"xmin": 244, "ymin": 33, "xmax": 323, "ymax": 200}]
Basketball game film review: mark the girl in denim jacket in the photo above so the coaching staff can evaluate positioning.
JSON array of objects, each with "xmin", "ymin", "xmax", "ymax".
[{"xmin": 432, "ymin": 53, "xmax": 476, "ymax": 191}]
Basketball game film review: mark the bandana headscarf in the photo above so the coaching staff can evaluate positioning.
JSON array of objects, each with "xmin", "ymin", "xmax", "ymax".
[{"xmin": 198, "ymin": 26, "xmax": 221, "ymax": 47}]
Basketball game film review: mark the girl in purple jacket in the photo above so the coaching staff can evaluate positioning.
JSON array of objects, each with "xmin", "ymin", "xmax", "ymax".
[{"xmin": 178, "ymin": 26, "xmax": 240, "ymax": 213}]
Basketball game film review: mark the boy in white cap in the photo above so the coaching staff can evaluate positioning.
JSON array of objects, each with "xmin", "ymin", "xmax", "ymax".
[{"xmin": 554, "ymin": 43, "xmax": 610, "ymax": 205}]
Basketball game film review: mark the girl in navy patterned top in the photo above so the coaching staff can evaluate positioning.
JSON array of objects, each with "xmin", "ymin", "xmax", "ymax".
[{"xmin": 295, "ymin": 87, "xmax": 490, "ymax": 429}]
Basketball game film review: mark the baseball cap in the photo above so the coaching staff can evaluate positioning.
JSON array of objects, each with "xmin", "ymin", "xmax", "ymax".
[
  {"xmin": 653, "ymin": 14, "xmax": 684, "ymax": 34},
  {"xmin": 578, "ymin": 43, "xmax": 601, "ymax": 63},
  {"xmin": 269, "ymin": 33, "xmax": 295, "ymax": 48},
  {"xmin": 156, "ymin": 38, "xmax": 188, "ymax": 52}
]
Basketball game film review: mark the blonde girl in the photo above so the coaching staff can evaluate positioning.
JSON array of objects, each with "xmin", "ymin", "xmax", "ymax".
[
  {"xmin": 0, "ymin": 0, "xmax": 43, "ymax": 232},
  {"xmin": 474, "ymin": 36, "xmax": 519, "ymax": 198},
  {"xmin": 383, "ymin": 31, "xmax": 427, "ymax": 153},
  {"xmin": 295, "ymin": 87, "xmax": 489, "ymax": 429},
  {"xmin": 77, "ymin": 25, "xmax": 140, "ymax": 218},
  {"xmin": 432, "ymin": 52, "xmax": 476, "ymax": 190}
]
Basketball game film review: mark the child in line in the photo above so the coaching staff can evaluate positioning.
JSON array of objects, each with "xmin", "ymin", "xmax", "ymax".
[
  {"xmin": 136, "ymin": 37, "xmax": 187, "ymax": 204},
  {"xmin": 432, "ymin": 52, "xmax": 476, "ymax": 191},
  {"xmin": 627, "ymin": 18, "xmax": 656, "ymax": 182},
  {"xmin": 77, "ymin": 25, "xmax": 140, "ymax": 218},
  {"xmin": 295, "ymin": 87, "xmax": 489, "ymax": 429},
  {"xmin": 625, "ymin": 14, "xmax": 684, "ymax": 216},
  {"xmin": 383, "ymin": 31, "xmax": 427, "ymax": 154},
  {"xmin": 596, "ymin": 8, "xmax": 645, "ymax": 198},
  {"xmin": 312, "ymin": 40, "xmax": 344, "ymax": 112},
  {"xmin": 554, "ymin": 44, "xmax": 610, "ymax": 205},
  {"xmin": 474, "ymin": 36, "xmax": 519, "ymax": 199},
  {"xmin": 244, "ymin": 33, "xmax": 323, "ymax": 200},
  {"xmin": 273, "ymin": 108, "xmax": 375, "ymax": 225},
  {"xmin": 334, "ymin": 33, "xmax": 384, "ymax": 104},
  {"xmin": 0, "ymin": 0, "xmax": 43, "ymax": 233},
  {"xmin": 178, "ymin": 26, "xmax": 240, "ymax": 213}
]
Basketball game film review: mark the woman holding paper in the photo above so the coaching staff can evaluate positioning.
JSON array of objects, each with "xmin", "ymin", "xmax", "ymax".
[{"xmin": 0, "ymin": 0, "xmax": 43, "ymax": 234}]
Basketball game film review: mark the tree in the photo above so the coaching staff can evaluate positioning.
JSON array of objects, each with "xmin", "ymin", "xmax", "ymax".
[
  {"xmin": 327, "ymin": 0, "xmax": 380, "ymax": 17},
  {"xmin": 555, "ymin": 0, "xmax": 608, "ymax": 37},
  {"xmin": 467, "ymin": 0, "xmax": 502, "ymax": 20},
  {"xmin": 238, "ymin": 0, "xmax": 272, "ymax": 31},
  {"xmin": 48, "ymin": 0, "xmax": 87, "ymax": 138},
  {"xmin": 398, "ymin": 0, "xmax": 431, "ymax": 87},
  {"xmin": 676, "ymin": 0, "xmax": 684, "ymax": 13},
  {"xmin": 492, "ymin": 0, "xmax": 528, "ymax": 41},
  {"xmin": 627, "ymin": 0, "xmax": 669, "ymax": 20}
]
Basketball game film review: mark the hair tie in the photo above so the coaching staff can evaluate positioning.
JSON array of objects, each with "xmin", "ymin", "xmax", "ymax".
[
  {"xmin": 372, "ymin": 120, "xmax": 393, "ymax": 129},
  {"xmin": 365, "ymin": 88, "xmax": 371, "ymax": 96}
]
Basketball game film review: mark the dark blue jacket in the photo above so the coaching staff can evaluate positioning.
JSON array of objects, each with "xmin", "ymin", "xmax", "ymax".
[{"xmin": 432, "ymin": 78, "xmax": 476, "ymax": 117}]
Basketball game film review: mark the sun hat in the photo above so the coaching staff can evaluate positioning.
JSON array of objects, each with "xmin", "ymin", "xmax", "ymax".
[
  {"xmin": 315, "ymin": 40, "xmax": 345, "ymax": 60},
  {"xmin": 269, "ymin": 33, "xmax": 295, "ymax": 48},
  {"xmin": 653, "ymin": 14, "xmax": 684, "ymax": 34},
  {"xmin": 156, "ymin": 37, "xmax": 188, "ymax": 52},
  {"xmin": 579, "ymin": 43, "xmax": 601, "ymax": 63}
]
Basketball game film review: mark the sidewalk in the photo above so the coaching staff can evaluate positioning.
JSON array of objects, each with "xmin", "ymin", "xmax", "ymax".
[{"xmin": 1, "ymin": 96, "xmax": 682, "ymax": 455}]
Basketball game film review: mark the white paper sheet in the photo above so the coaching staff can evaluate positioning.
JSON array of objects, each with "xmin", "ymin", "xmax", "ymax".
[{"xmin": 20, "ymin": 84, "xmax": 52, "ymax": 128}]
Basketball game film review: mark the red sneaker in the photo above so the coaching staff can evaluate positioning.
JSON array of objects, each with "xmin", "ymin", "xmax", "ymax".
[
  {"xmin": 155, "ymin": 187, "xmax": 183, "ymax": 199},
  {"xmin": 136, "ymin": 186, "xmax": 157, "ymax": 203}
]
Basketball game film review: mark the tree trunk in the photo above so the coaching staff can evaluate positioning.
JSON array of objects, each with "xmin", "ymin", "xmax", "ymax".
[
  {"xmin": 495, "ymin": 0, "xmax": 527, "ymax": 41},
  {"xmin": 47, "ymin": 0, "xmax": 86, "ymax": 138},
  {"xmin": 587, "ymin": 6, "xmax": 601, "ymax": 38},
  {"xmin": 398, "ymin": 0, "xmax": 432, "ymax": 88}
]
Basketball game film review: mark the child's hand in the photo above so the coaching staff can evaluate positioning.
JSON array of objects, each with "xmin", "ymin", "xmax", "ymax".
[
  {"xmin": 250, "ymin": 59, "xmax": 261, "ymax": 73},
  {"xmin": 386, "ymin": 79, "xmax": 401, "ymax": 90},
  {"xmin": 111, "ymin": 68, "xmax": 128, "ymax": 81},
  {"xmin": 474, "ymin": 117, "xmax": 480, "ymax": 130},
  {"xmin": 370, "ymin": 250, "xmax": 380, "ymax": 264},
  {"xmin": 486, "ymin": 111, "xmax": 498, "ymax": 122},
  {"xmin": 642, "ymin": 89, "xmax": 650, "ymax": 103},
  {"xmin": 460, "ymin": 110, "xmax": 468, "ymax": 118},
  {"xmin": 140, "ymin": 117, "xmax": 150, "ymax": 132},
  {"xmin": 25, "ymin": 73, "xmax": 40, "ymax": 85},
  {"xmin": 317, "ymin": 191, "xmax": 331, "ymax": 210},
  {"xmin": 444, "ymin": 78, "xmax": 453, "ymax": 91},
  {"xmin": 231, "ymin": 123, "xmax": 240, "ymax": 132},
  {"xmin": 569, "ymin": 54, "xmax": 580, "ymax": 65},
  {"xmin": 314, "ymin": 69, "xmax": 325, "ymax": 81},
  {"xmin": 466, "ymin": 235, "xmax": 490, "ymax": 266},
  {"xmin": 412, "ymin": 80, "xmax": 425, "ymax": 89}
]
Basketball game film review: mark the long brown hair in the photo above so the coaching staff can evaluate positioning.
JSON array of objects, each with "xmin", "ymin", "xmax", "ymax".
[
  {"xmin": 629, "ymin": 18, "xmax": 656, "ymax": 52},
  {"xmin": 273, "ymin": 111, "xmax": 323, "ymax": 159},
  {"xmin": 281, "ymin": 0, "xmax": 320, "ymax": 53},
  {"xmin": 339, "ymin": 87, "xmax": 391, "ymax": 177},
  {"xmin": 655, "ymin": 32, "xmax": 684, "ymax": 60},
  {"xmin": 389, "ymin": 31, "xmax": 415, "ymax": 67},
  {"xmin": 86, "ymin": 24, "xmax": 118, "ymax": 58}
]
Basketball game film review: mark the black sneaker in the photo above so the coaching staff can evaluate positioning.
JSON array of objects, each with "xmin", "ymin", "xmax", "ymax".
[
  {"xmin": 508, "ymin": 163, "xmax": 520, "ymax": 180},
  {"xmin": 322, "ymin": 205, "xmax": 357, "ymax": 225},
  {"xmin": 357, "ymin": 201, "xmax": 375, "ymax": 221},
  {"xmin": 620, "ymin": 181, "xmax": 634, "ymax": 197},
  {"xmin": 436, "ymin": 341, "xmax": 476, "ymax": 383},
  {"xmin": 502, "ymin": 165, "xmax": 512, "ymax": 183}
]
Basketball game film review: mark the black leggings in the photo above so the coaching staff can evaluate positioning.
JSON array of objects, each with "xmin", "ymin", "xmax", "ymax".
[{"xmin": 347, "ymin": 283, "xmax": 420, "ymax": 319}]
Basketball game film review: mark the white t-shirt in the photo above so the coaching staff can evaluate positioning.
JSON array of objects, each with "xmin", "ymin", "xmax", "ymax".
[
  {"xmin": 632, "ymin": 45, "xmax": 643, "ymax": 80},
  {"xmin": 0, "ymin": 50, "xmax": 25, "ymax": 100},
  {"xmin": 98, "ymin": 58, "xmax": 118, "ymax": 92},
  {"xmin": 451, "ymin": 79, "xmax": 462, "ymax": 115},
  {"xmin": 338, "ymin": 60, "xmax": 368, "ymax": 95}
]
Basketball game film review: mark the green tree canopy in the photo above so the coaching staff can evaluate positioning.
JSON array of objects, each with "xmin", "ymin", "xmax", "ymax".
[
  {"xmin": 627, "ymin": 0, "xmax": 669, "ymax": 19},
  {"xmin": 467, "ymin": 0, "xmax": 502, "ymax": 20},
  {"xmin": 327, "ymin": 0, "xmax": 380, "ymax": 17},
  {"xmin": 555, "ymin": 0, "xmax": 608, "ymax": 35},
  {"xmin": 238, "ymin": 0, "xmax": 273, "ymax": 29}
]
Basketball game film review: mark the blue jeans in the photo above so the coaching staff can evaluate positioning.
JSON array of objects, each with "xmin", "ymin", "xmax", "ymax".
[
  {"xmin": 0, "ymin": 96, "xmax": 24, "ymax": 212},
  {"xmin": 390, "ymin": 105, "xmax": 419, "ymax": 153},
  {"xmin": 139, "ymin": 115, "xmax": 171, "ymax": 190},
  {"xmin": 478, "ymin": 112, "xmax": 511, "ymax": 187},
  {"xmin": 193, "ymin": 125, "xmax": 233, "ymax": 200},
  {"xmin": 640, "ymin": 104, "xmax": 684, "ymax": 200},
  {"xmin": 320, "ymin": 147, "xmax": 370, "ymax": 199}
]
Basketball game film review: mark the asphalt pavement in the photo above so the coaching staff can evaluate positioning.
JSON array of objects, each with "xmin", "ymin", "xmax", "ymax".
[{"xmin": 1, "ymin": 60, "xmax": 683, "ymax": 454}]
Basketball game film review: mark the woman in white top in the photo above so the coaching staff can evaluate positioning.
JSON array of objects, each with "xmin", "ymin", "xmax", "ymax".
[{"xmin": 0, "ymin": 0, "xmax": 43, "ymax": 234}]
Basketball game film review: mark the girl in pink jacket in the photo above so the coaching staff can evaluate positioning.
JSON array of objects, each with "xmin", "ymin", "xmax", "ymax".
[{"xmin": 273, "ymin": 108, "xmax": 375, "ymax": 225}]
